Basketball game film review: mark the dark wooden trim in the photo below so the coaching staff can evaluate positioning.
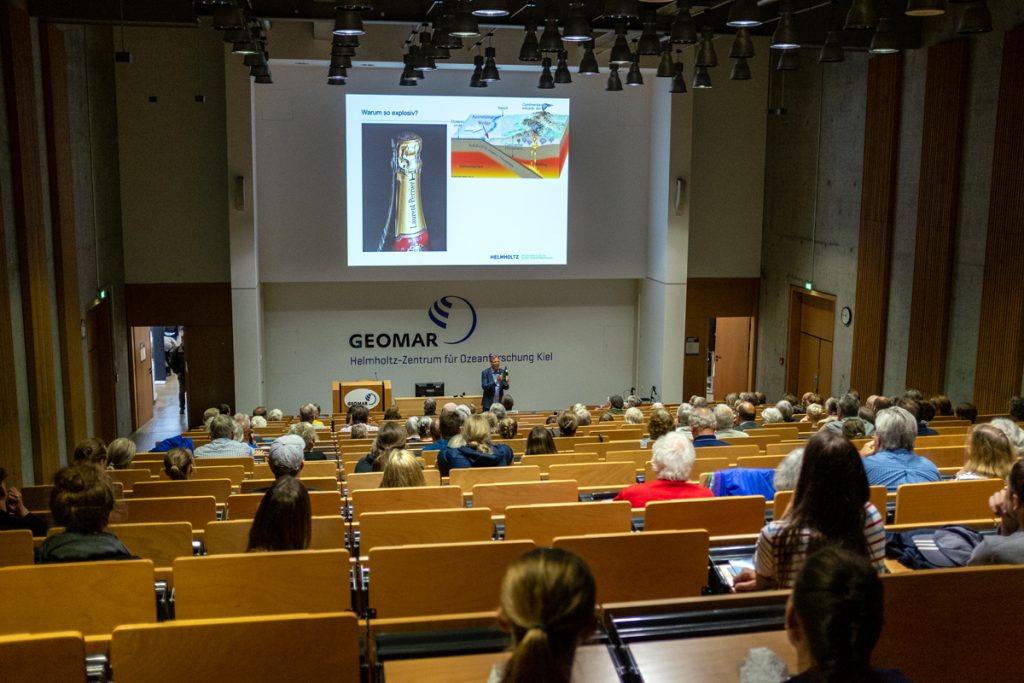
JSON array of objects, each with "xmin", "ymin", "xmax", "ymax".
[
  {"xmin": 905, "ymin": 40, "xmax": 970, "ymax": 396},
  {"xmin": 0, "ymin": 181, "xmax": 24, "ymax": 486},
  {"xmin": 849, "ymin": 54, "xmax": 904, "ymax": 397},
  {"xmin": 40, "ymin": 23, "xmax": 89, "ymax": 453},
  {"xmin": 974, "ymin": 26, "xmax": 1024, "ymax": 414},
  {"xmin": 1, "ymin": 1, "xmax": 61, "ymax": 484}
]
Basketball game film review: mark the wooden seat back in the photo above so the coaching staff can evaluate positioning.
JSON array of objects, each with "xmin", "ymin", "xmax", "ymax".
[
  {"xmin": 108, "ymin": 522, "xmax": 194, "ymax": 570},
  {"xmin": 227, "ymin": 491, "xmax": 342, "ymax": 519},
  {"xmin": 773, "ymin": 486, "xmax": 888, "ymax": 520},
  {"xmin": 253, "ymin": 460, "xmax": 340, "ymax": 480},
  {"xmin": 108, "ymin": 468, "xmax": 152, "ymax": 491},
  {"xmin": 736, "ymin": 454, "xmax": 786, "ymax": 469},
  {"xmin": 0, "ymin": 631, "xmax": 86, "ymax": 683},
  {"xmin": 359, "ymin": 507, "xmax": 494, "ymax": 556},
  {"xmin": 188, "ymin": 465, "xmax": 246, "ymax": 486},
  {"xmin": 723, "ymin": 433, "xmax": 782, "ymax": 451},
  {"xmin": 172, "ymin": 549, "xmax": 351, "ymax": 619},
  {"xmin": 449, "ymin": 465, "xmax": 542, "ymax": 493},
  {"xmin": 190, "ymin": 456, "xmax": 254, "ymax": 473},
  {"xmin": 111, "ymin": 612, "xmax": 360, "ymax": 683},
  {"xmin": 0, "ymin": 529, "xmax": 33, "ymax": 567},
  {"xmin": 505, "ymin": 501, "xmax": 633, "ymax": 546},
  {"xmin": 914, "ymin": 445, "xmax": 968, "ymax": 469},
  {"xmin": 472, "ymin": 480, "xmax": 578, "ymax": 514},
  {"xmin": 368, "ymin": 540, "xmax": 534, "ymax": 618},
  {"xmin": 755, "ymin": 425, "xmax": 800, "ymax": 440},
  {"xmin": 239, "ymin": 477, "xmax": 338, "ymax": 494},
  {"xmin": 0, "ymin": 559, "xmax": 155, "ymax": 640},
  {"xmin": 688, "ymin": 444, "xmax": 761, "ymax": 461},
  {"xmin": 204, "ymin": 516, "xmax": 347, "ymax": 554},
  {"xmin": 914, "ymin": 434, "xmax": 972, "ymax": 449},
  {"xmin": 765, "ymin": 442, "xmax": 807, "ymax": 456},
  {"xmin": 131, "ymin": 479, "xmax": 232, "ymax": 505},
  {"xmin": 874, "ymin": 565, "xmax": 1024, "ymax": 681},
  {"xmin": 344, "ymin": 470, "xmax": 442, "ymax": 492},
  {"xmin": 549, "ymin": 461, "xmax": 637, "ymax": 488},
  {"xmin": 114, "ymin": 496, "xmax": 217, "ymax": 530},
  {"xmin": 519, "ymin": 452, "xmax": 600, "ymax": 473},
  {"xmin": 19, "ymin": 485, "xmax": 52, "ymax": 512},
  {"xmin": 894, "ymin": 479, "xmax": 1002, "ymax": 525},
  {"xmin": 645, "ymin": 496, "xmax": 766, "ymax": 536},
  {"xmin": 553, "ymin": 530, "xmax": 710, "ymax": 603},
  {"xmin": 350, "ymin": 486, "xmax": 462, "ymax": 521}
]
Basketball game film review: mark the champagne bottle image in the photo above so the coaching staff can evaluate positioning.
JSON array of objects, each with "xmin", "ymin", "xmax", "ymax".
[{"xmin": 387, "ymin": 133, "xmax": 430, "ymax": 252}]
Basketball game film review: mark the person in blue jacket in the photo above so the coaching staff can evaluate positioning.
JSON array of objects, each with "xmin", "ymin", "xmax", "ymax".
[{"xmin": 438, "ymin": 414, "xmax": 513, "ymax": 476}]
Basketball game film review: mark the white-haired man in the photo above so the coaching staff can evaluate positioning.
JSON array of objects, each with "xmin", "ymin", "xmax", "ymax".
[
  {"xmin": 194, "ymin": 415, "xmax": 254, "ymax": 457},
  {"xmin": 675, "ymin": 403, "xmax": 694, "ymax": 439},
  {"xmin": 862, "ymin": 407, "xmax": 940, "ymax": 491},
  {"xmin": 714, "ymin": 404, "xmax": 748, "ymax": 439},
  {"xmin": 613, "ymin": 432, "xmax": 713, "ymax": 507},
  {"xmin": 690, "ymin": 406, "xmax": 731, "ymax": 448}
]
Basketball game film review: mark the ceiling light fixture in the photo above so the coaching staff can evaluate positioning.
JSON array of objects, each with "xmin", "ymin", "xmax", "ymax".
[
  {"xmin": 731, "ymin": 57, "xmax": 752, "ymax": 80},
  {"xmin": 869, "ymin": 16, "xmax": 901, "ymax": 53},
  {"xmin": 671, "ymin": 3, "xmax": 699, "ymax": 44},
  {"xmin": 332, "ymin": 8, "xmax": 365, "ymax": 36},
  {"xmin": 693, "ymin": 64, "xmax": 712, "ymax": 89},
  {"xmin": 727, "ymin": 0, "xmax": 763, "ymax": 27},
  {"xmin": 845, "ymin": 0, "xmax": 878, "ymax": 29},
  {"xmin": 957, "ymin": 1, "xmax": 992, "ymax": 34},
  {"xmin": 606, "ymin": 65, "xmax": 623, "ymax": 91},
  {"xmin": 539, "ymin": 16, "xmax": 563, "ymax": 53},
  {"xmin": 470, "ymin": 54, "xmax": 487, "ymax": 87},
  {"xmin": 562, "ymin": 3, "xmax": 592, "ymax": 43},
  {"xmin": 578, "ymin": 40, "xmax": 600, "ymax": 75},
  {"xmin": 519, "ymin": 22, "xmax": 542, "ymax": 61},
  {"xmin": 482, "ymin": 45, "xmax": 500, "ymax": 82},
  {"xmin": 554, "ymin": 50, "xmax": 572, "ymax": 83},
  {"xmin": 472, "ymin": 0, "xmax": 509, "ymax": 17},
  {"xmin": 730, "ymin": 27, "xmax": 755, "ymax": 59},
  {"xmin": 671, "ymin": 61, "xmax": 687, "ymax": 94},
  {"xmin": 539, "ymin": 57, "xmax": 555, "ymax": 88},
  {"xmin": 819, "ymin": 30, "xmax": 845, "ymax": 62},
  {"xmin": 905, "ymin": 0, "xmax": 946, "ymax": 16}
]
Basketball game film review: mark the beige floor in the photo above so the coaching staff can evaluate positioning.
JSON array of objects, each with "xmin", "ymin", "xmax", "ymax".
[{"xmin": 130, "ymin": 373, "xmax": 188, "ymax": 451}]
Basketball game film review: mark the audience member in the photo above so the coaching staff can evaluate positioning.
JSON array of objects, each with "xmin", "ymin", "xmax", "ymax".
[
  {"xmin": 801, "ymin": 404, "xmax": 823, "ymax": 424},
  {"xmin": 598, "ymin": 411, "xmax": 615, "ymax": 423},
  {"xmin": 423, "ymin": 411, "xmax": 462, "ymax": 452},
  {"xmin": 823, "ymin": 394, "xmax": 875, "ymax": 436},
  {"xmin": 202, "ymin": 407, "xmax": 220, "ymax": 428},
  {"xmin": 623, "ymin": 407, "xmax": 644, "ymax": 425},
  {"xmin": 714, "ymin": 404, "xmax": 748, "ymax": 439},
  {"xmin": 929, "ymin": 394, "xmax": 953, "ymax": 417},
  {"xmin": 645, "ymin": 409, "xmax": 675, "ymax": 444},
  {"xmin": 233, "ymin": 413, "xmax": 255, "ymax": 445},
  {"xmin": 557, "ymin": 411, "xmax": 579, "ymax": 437},
  {"xmin": 957, "ymin": 423, "xmax": 1016, "ymax": 481},
  {"xmin": 734, "ymin": 431, "xmax": 884, "ymax": 591},
  {"xmin": 988, "ymin": 417, "xmax": 1024, "ymax": 456},
  {"xmin": 495, "ymin": 547, "xmax": 597, "ymax": 683},
  {"xmin": 35, "ymin": 465, "xmax": 133, "ymax": 563},
  {"xmin": 252, "ymin": 406, "xmax": 268, "ymax": 419},
  {"xmin": 772, "ymin": 448, "xmax": 805, "ymax": 493},
  {"xmin": 501, "ymin": 394, "xmax": 516, "ymax": 412},
  {"xmin": 675, "ymin": 403, "xmax": 695, "ymax": 438},
  {"xmin": 437, "ymin": 414, "xmax": 514, "ymax": 475},
  {"xmin": 350, "ymin": 424, "xmax": 369, "ymax": 440},
  {"xmin": 267, "ymin": 408, "xmax": 284, "ymax": 421},
  {"xmin": 858, "ymin": 406, "xmax": 876, "ymax": 426},
  {"xmin": 736, "ymin": 402, "xmax": 760, "ymax": 431},
  {"xmin": 340, "ymin": 405, "xmax": 378, "ymax": 434},
  {"xmin": 690, "ymin": 407, "xmax": 731, "ymax": 447},
  {"xmin": 614, "ymin": 433, "xmax": 713, "ymax": 507},
  {"xmin": 0, "ymin": 466, "xmax": 47, "ymax": 536},
  {"xmin": 782, "ymin": 547, "xmax": 909, "ymax": 682},
  {"xmin": 195, "ymin": 415, "xmax": 254, "ymax": 457},
  {"xmin": 163, "ymin": 448, "xmax": 194, "ymax": 480},
  {"xmin": 608, "ymin": 395, "xmax": 625, "ymax": 415},
  {"xmin": 498, "ymin": 417, "xmax": 518, "ymax": 439},
  {"xmin": 490, "ymin": 404, "xmax": 508, "ymax": 420},
  {"xmin": 483, "ymin": 411, "xmax": 500, "ymax": 434},
  {"xmin": 525, "ymin": 426, "xmax": 558, "ymax": 455},
  {"xmin": 1009, "ymin": 396, "xmax": 1024, "ymax": 422},
  {"xmin": 380, "ymin": 450, "xmax": 427, "ymax": 488},
  {"xmin": 841, "ymin": 417, "xmax": 867, "ymax": 439},
  {"xmin": 106, "ymin": 437, "xmax": 137, "ymax": 470},
  {"xmin": 218, "ymin": 403, "xmax": 232, "ymax": 415},
  {"xmin": 246, "ymin": 476, "xmax": 311, "ymax": 552},
  {"xmin": 760, "ymin": 407, "xmax": 784, "ymax": 425},
  {"xmin": 776, "ymin": 400, "xmax": 796, "ymax": 423},
  {"xmin": 969, "ymin": 460, "xmax": 1024, "ymax": 566},
  {"xmin": 423, "ymin": 397, "xmax": 437, "ymax": 416},
  {"xmin": 916, "ymin": 399, "xmax": 940, "ymax": 436},
  {"xmin": 289, "ymin": 422, "xmax": 330, "ymax": 461},
  {"xmin": 754, "ymin": 391, "xmax": 767, "ymax": 406},
  {"xmin": 955, "ymin": 401, "xmax": 978, "ymax": 424},
  {"xmin": 355, "ymin": 423, "xmax": 407, "ymax": 473},
  {"xmin": 251, "ymin": 415, "xmax": 268, "ymax": 428},
  {"xmin": 384, "ymin": 406, "xmax": 402, "ymax": 421},
  {"xmin": 72, "ymin": 438, "xmax": 107, "ymax": 470},
  {"xmin": 860, "ymin": 407, "xmax": 940, "ymax": 492}
]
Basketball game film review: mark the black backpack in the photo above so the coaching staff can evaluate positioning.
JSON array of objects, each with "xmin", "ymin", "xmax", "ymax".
[{"xmin": 884, "ymin": 525, "xmax": 985, "ymax": 569}]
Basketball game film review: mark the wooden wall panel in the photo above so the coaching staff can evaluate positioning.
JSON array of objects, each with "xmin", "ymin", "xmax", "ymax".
[
  {"xmin": 905, "ymin": 40, "xmax": 970, "ymax": 396},
  {"xmin": 40, "ymin": 24, "xmax": 89, "ymax": 453},
  {"xmin": 849, "ymin": 55, "xmax": 904, "ymax": 397},
  {"xmin": 683, "ymin": 278, "xmax": 760, "ymax": 401},
  {"xmin": 974, "ymin": 26, "xmax": 1024, "ymax": 414},
  {"xmin": 0, "ymin": 2, "xmax": 61, "ymax": 484},
  {"xmin": 0, "ymin": 186, "xmax": 24, "ymax": 486},
  {"xmin": 124, "ymin": 283, "xmax": 235, "ymax": 428}
]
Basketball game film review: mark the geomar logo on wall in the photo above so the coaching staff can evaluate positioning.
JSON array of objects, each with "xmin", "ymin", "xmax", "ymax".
[
  {"xmin": 347, "ymin": 294, "xmax": 477, "ymax": 349},
  {"xmin": 427, "ymin": 295, "xmax": 477, "ymax": 344}
]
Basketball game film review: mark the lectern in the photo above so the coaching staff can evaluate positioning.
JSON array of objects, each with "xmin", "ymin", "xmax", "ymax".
[{"xmin": 333, "ymin": 380, "xmax": 392, "ymax": 415}]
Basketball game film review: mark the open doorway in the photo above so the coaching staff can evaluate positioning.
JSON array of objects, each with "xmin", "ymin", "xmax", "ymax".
[
  {"xmin": 786, "ymin": 287, "xmax": 835, "ymax": 397},
  {"xmin": 129, "ymin": 325, "xmax": 187, "ymax": 447},
  {"xmin": 706, "ymin": 316, "xmax": 755, "ymax": 401}
]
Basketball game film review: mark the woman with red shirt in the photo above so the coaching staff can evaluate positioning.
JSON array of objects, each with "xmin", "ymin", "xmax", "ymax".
[{"xmin": 613, "ymin": 432, "xmax": 713, "ymax": 508}]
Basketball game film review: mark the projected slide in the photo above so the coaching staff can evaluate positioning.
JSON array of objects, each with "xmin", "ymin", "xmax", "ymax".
[{"xmin": 346, "ymin": 95, "xmax": 569, "ymax": 267}]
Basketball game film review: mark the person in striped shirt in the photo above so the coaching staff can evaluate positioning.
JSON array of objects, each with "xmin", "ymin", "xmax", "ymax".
[{"xmin": 734, "ymin": 431, "xmax": 885, "ymax": 591}]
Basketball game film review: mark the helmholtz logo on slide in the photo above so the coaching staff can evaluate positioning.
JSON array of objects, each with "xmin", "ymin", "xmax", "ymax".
[
  {"xmin": 428, "ymin": 295, "xmax": 477, "ymax": 345},
  {"xmin": 347, "ymin": 294, "xmax": 476, "ymax": 349}
]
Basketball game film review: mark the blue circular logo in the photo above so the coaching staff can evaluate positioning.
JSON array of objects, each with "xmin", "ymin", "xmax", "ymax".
[{"xmin": 428, "ymin": 295, "xmax": 477, "ymax": 345}]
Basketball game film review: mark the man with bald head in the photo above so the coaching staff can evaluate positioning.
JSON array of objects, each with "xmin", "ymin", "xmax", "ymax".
[{"xmin": 735, "ymin": 402, "xmax": 760, "ymax": 431}]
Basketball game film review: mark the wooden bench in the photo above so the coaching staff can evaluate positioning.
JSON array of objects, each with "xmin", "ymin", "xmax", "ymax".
[
  {"xmin": 19, "ymin": 484, "xmax": 53, "ymax": 512},
  {"xmin": 548, "ymin": 462, "xmax": 637, "ymax": 490},
  {"xmin": 645, "ymin": 496, "xmax": 766, "ymax": 536},
  {"xmin": 735, "ymin": 454, "xmax": 787, "ymax": 469},
  {"xmin": 108, "ymin": 468, "xmax": 153, "ymax": 491},
  {"xmin": 189, "ymin": 465, "xmax": 247, "ymax": 487},
  {"xmin": 358, "ymin": 507, "xmax": 495, "ymax": 557},
  {"xmin": 553, "ymin": 530, "xmax": 709, "ymax": 603},
  {"xmin": 226, "ymin": 491, "xmax": 342, "ymax": 520},
  {"xmin": 113, "ymin": 496, "xmax": 217, "ymax": 531},
  {"xmin": 0, "ymin": 631, "xmax": 87, "ymax": 683},
  {"xmin": 350, "ymin": 486, "xmax": 462, "ymax": 521},
  {"xmin": 108, "ymin": 522, "xmax": 193, "ymax": 581},
  {"xmin": 239, "ymin": 476, "xmax": 339, "ymax": 494},
  {"xmin": 367, "ymin": 540, "xmax": 534, "ymax": 618},
  {"xmin": 874, "ymin": 565, "xmax": 1024, "ymax": 681},
  {"xmin": 449, "ymin": 465, "xmax": 542, "ymax": 494},
  {"xmin": 0, "ymin": 529, "xmax": 33, "ymax": 567},
  {"xmin": 687, "ymin": 444, "xmax": 760, "ymax": 462},
  {"xmin": 172, "ymin": 549, "xmax": 352, "ymax": 619},
  {"xmin": 472, "ymin": 480, "xmax": 579, "ymax": 515},
  {"xmin": 253, "ymin": 460, "xmax": 340, "ymax": 480},
  {"xmin": 0, "ymin": 559, "xmax": 155, "ymax": 652},
  {"xmin": 504, "ymin": 501, "xmax": 633, "ymax": 546},
  {"xmin": 111, "ymin": 612, "xmax": 361, "ymax": 682},
  {"xmin": 723, "ymin": 433, "xmax": 783, "ymax": 451},
  {"xmin": 765, "ymin": 441, "xmax": 807, "ymax": 455},
  {"xmin": 190, "ymin": 456, "xmax": 254, "ymax": 474},
  {"xmin": 203, "ymin": 516, "xmax": 347, "ymax": 554},
  {"xmin": 893, "ymin": 479, "xmax": 1003, "ymax": 525},
  {"xmin": 132, "ymin": 479, "xmax": 232, "ymax": 505},
  {"xmin": 914, "ymin": 445, "xmax": 968, "ymax": 469},
  {"xmin": 343, "ymin": 470, "xmax": 442, "ymax": 492},
  {"xmin": 773, "ymin": 486, "xmax": 888, "ymax": 520},
  {"xmin": 519, "ymin": 452, "xmax": 600, "ymax": 473}
]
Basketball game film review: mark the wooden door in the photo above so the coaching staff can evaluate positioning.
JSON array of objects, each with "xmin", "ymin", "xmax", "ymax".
[
  {"xmin": 131, "ymin": 326, "xmax": 154, "ymax": 430},
  {"xmin": 787, "ymin": 288, "xmax": 835, "ymax": 398},
  {"xmin": 86, "ymin": 298, "xmax": 116, "ymax": 443},
  {"xmin": 713, "ymin": 317, "xmax": 752, "ymax": 400}
]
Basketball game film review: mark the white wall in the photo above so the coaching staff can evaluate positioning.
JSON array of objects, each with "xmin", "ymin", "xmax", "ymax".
[{"xmin": 261, "ymin": 279, "xmax": 636, "ymax": 412}]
